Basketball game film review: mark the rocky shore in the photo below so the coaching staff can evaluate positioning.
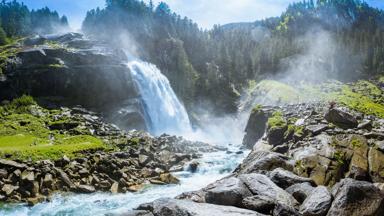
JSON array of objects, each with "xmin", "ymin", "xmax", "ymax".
[
  {"xmin": 125, "ymin": 102, "xmax": 384, "ymax": 216},
  {"xmin": 0, "ymin": 99, "xmax": 219, "ymax": 205}
]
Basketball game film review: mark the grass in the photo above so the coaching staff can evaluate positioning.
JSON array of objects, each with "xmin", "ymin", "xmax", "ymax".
[
  {"xmin": 254, "ymin": 80, "xmax": 301, "ymax": 103},
  {"xmin": 330, "ymin": 85, "xmax": 384, "ymax": 118},
  {"xmin": 0, "ymin": 95, "xmax": 106, "ymax": 161},
  {"xmin": 0, "ymin": 135, "xmax": 104, "ymax": 161},
  {"xmin": 267, "ymin": 111, "xmax": 287, "ymax": 130},
  {"xmin": 248, "ymin": 78, "xmax": 384, "ymax": 118},
  {"xmin": 0, "ymin": 38, "xmax": 22, "ymax": 75}
]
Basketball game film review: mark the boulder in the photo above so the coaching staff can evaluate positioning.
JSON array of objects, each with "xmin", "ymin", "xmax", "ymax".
[
  {"xmin": 119, "ymin": 210, "xmax": 154, "ymax": 216},
  {"xmin": 324, "ymin": 108, "xmax": 358, "ymax": 129},
  {"xmin": 269, "ymin": 168, "xmax": 315, "ymax": 189},
  {"xmin": 273, "ymin": 203, "xmax": 301, "ymax": 216},
  {"xmin": 0, "ymin": 159, "xmax": 27, "ymax": 169},
  {"xmin": 286, "ymin": 182, "xmax": 315, "ymax": 203},
  {"xmin": 239, "ymin": 173, "xmax": 299, "ymax": 208},
  {"xmin": 242, "ymin": 195, "xmax": 276, "ymax": 214},
  {"xmin": 159, "ymin": 173, "xmax": 180, "ymax": 184},
  {"xmin": 110, "ymin": 182, "xmax": 119, "ymax": 193},
  {"xmin": 242, "ymin": 107, "xmax": 268, "ymax": 149},
  {"xmin": 76, "ymin": 185, "xmax": 96, "ymax": 193},
  {"xmin": 137, "ymin": 198, "xmax": 266, "ymax": 216},
  {"xmin": 188, "ymin": 161, "xmax": 199, "ymax": 173},
  {"xmin": 55, "ymin": 168, "xmax": 75, "ymax": 189},
  {"xmin": 299, "ymin": 186, "xmax": 332, "ymax": 216},
  {"xmin": 205, "ymin": 177, "xmax": 252, "ymax": 207},
  {"xmin": 347, "ymin": 135, "xmax": 369, "ymax": 181},
  {"xmin": 0, "ymin": 169, "xmax": 8, "ymax": 179},
  {"xmin": 327, "ymin": 178, "xmax": 384, "ymax": 216},
  {"xmin": 237, "ymin": 151, "xmax": 293, "ymax": 174},
  {"xmin": 368, "ymin": 147, "xmax": 384, "ymax": 182},
  {"xmin": 306, "ymin": 124, "xmax": 328, "ymax": 136}
]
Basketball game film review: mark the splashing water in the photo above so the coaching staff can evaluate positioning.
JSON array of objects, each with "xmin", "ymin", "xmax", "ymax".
[
  {"xmin": 0, "ymin": 145, "xmax": 249, "ymax": 216},
  {"xmin": 127, "ymin": 60, "xmax": 192, "ymax": 136}
]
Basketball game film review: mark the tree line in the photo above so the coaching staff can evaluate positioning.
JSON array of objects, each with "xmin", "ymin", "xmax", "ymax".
[
  {"xmin": 0, "ymin": 0, "xmax": 69, "ymax": 45},
  {"xmin": 82, "ymin": 0, "xmax": 384, "ymax": 113}
]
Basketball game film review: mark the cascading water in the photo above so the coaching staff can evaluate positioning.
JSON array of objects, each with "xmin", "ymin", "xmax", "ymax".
[{"xmin": 127, "ymin": 60, "xmax": 192, "ymax": 136}]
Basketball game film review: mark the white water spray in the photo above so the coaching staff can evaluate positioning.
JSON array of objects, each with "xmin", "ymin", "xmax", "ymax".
[{"xmin": 127, "ymin": 60, "xmax": 192, "ymax": 135}]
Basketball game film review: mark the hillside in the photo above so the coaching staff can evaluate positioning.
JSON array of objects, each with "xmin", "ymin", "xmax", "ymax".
[{"xmin": 82, "ymin": 0, "xmax": 384, "ymax": 114}]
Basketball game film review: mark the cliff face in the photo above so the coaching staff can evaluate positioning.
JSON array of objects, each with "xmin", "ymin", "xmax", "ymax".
[{"xmin": 0, "ymin": 33, "xmax": 147, "ymax": 131}]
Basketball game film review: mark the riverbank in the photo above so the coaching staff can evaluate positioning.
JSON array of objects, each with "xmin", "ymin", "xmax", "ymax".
[{"xmin": 0, "ymin": 96, "xmax": 221, "ymax": 205}]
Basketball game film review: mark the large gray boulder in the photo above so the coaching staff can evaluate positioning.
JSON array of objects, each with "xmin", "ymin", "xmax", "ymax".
[
  {"xmin": 242, "ymin": 106, "xmax": 268, "ymax": 149},
  {"xmin": 205, "ymin": 176, "xmax": 252, "ymax": 207},
  {"xmin": 242, "ymin": 195, "xmax": 276, "ymax": 214},
  {"xmin": 269, "ymin": 168, "xmax": 315, "ymax": 189},
  {"xmin": 239, "ymin": 173, "xmax": 299, "ymax": 208},
  {"xmin": 327, "ymin": 178, "xmax": 384, "ymax": 216},
  {"xmin": 324, "ymin": 108, "xmax": 358, "ymax": 129},
  {"xmin": 137, "ymin": 198, "xmax": 266, "ymax": 216},
  {"xmin": 299, "ymin": 186, "xmax": 332, "ymax": 216},
  {"xmin": 286, "ymin": 182, "xmax": 315, "ymax": 203},
  {"xmin": 237, "ymin": 151, "xmax": 293, "ymax": 174}
]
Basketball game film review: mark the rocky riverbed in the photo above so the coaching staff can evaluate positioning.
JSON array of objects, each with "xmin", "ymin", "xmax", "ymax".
[
  {"xmin": 123, "ymin": 102, "xmax": 384, "ymax": 216},
  {"xmin": 0, "ymin": 98, "xmax": 221, "ymax": 205}
]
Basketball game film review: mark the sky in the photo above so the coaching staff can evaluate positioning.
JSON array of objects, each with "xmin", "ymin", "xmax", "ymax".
[{"xmin": 20, "ymin": 0, "xmax": 384, "ymax": 30}]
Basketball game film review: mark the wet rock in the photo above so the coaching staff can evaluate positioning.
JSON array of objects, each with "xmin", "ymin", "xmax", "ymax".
[
  {"xmin": 269, "ymin": 168, "xmax": 315, "ymax": 189},
  {"xmin": 285, "ymin": 182, "xmax": 315, "ymax": 203},
  {"xmin": 347, "ymin": 135, "xmax": 369, "ymax": 181},
  {"xmin": 242, "ymin": 195, "xmax": 276, "ymax": 214},
  {"xmin": 357, "ymin": 120, "xmax": 373, "ymax": 130},
  {"xmin": 324, "ymin": 108, "xmax": 358, "ymax": 129},
  {"xmin": 2, "ymin": 184, "xmax": 18, "ymax": 196},
  {"xmin": 176, "ymin": 190, "xmax": 206, "ymax": 203},
  {"xmin": 21, "ymin": 170, "xmax": 35, "ymax": 182},
  {"xmin": 205, "ymin": 177, "xmax": 252, "ymax": 207},
  {"xmin": 56, "ymin": 168, "xmax": 75, "ymax": 189},
  {"xmin": 110, "ymin": 182, "xmax": 119, "ymax": 193},
  {"xmin": 239, "ymin": 173, "xmax": 299, "ymax": 207},
  {"xmin": 0, "ymin": 169, "xmax": 8, "ymax": 179},
  {"xmin": 0, "ymin": 159, "xmax": 27, "ymax": 169},
  {"xmin": 76, "ymin": 185, "xmax": 96, "ymax": 193},
  {"xmin": 328, "ymin": 178, "xmax": 384, "ymax": 216},
  {"xmin": 273, "ymin": 203, "xmax": 300, "ymax": 216},
  {"xmin": 237, "ymin": 151, "xmax": 293, "ymax": 174},
  {"xmin": 267, "ymin": 125, "xmax": 288, "ymax": 147},
  {"xmin": 188, "ymin": 161, "xmax": 199, "ymax": 173},
  {"xmin": 242, "ymin": 107, "xmax": 268, "ymax": 149},
  {"xmin": 368, "ymin": 147, "xmax": 384, "ymax": 182},
  {"xmin": 159, "ymin": 173, "xmax": 179, "ymax": 184},
  {"xmin": 43, "ymin": 173, "xmax": 53, "ymax": 188},
  {"xmin": 299, "ymin": 186, "xmax": 332, "ymax": 216},
  {"xmin": 307, "ymin": 124, "xmax": 328, "ymax": 136},
  {"xmin": 119, "ymin": 210, "xmax": 154, "ymax": 216},
  {"xmin": 137, "ymin": 198, "xmax": 265, "ymax": 216},
  {"xmin": 138, "ymin": 155, "xmax": 151, "ymax": 166}
]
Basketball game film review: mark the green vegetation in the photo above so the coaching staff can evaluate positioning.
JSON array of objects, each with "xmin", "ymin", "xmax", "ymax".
[
  {"xmin": 0, "ymin": 39, "xmax": 21, "ymax": 74},
  {"xmin": 81, "ymin": 0, "xmax": 384, "ymax": 113},
  {"xmin": 351, "ymin": 137, "xmax": 363, "ymax": 148},
  {"xmin": 333, "ymin": 150, "xmax": 346, "ymax": 165},
  {"xmin": 255, "ymin": 80, "xmax": 301, "ymax": 104},
  {"xmin": 0, "ymin": 1, "xmax": 68, "ymax": 37},
  {"xmin": 0, "ymin": 96, "xmax": 106, "ymax": 161},
  {"xmin": 248, "ymin": 78, "xmax": 384, "ymax": 118},
  {"xmin": 0, "ymin": 135, "xmax": 103, "ymax": 161},
  {"xmin": 331, "ymin": 85, "xmax": 384, "ymax": 118},
  {"xmin": 251, "ymin": 104, "xmax": 263, "ymax": 114},
  {"xmin": 267, "ymin": 111, "xmax": 287, "ymax": 130}
]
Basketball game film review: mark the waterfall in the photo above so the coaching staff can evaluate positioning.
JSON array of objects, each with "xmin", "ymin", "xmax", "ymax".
[{"xmin": 127, "ymin": 60, "xmax": 192, "ymax": 135}]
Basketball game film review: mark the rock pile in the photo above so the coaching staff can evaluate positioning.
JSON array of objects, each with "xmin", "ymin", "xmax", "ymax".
[{"xmin": 127, "ymin": 103, "xmax": 384, "ymax": 216}]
